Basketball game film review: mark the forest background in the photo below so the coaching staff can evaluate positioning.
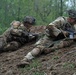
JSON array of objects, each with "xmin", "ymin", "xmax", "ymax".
[{"xmin": 0, "ymin": 0, "xmax": 76, "ymax": 34}]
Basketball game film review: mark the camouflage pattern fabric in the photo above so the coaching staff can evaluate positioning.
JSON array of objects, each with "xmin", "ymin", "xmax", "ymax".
[
  {"xmin": 16, "ymin": 16, "xmax": 76, "ymax": 67},
  {"xmin": 0, "ymin": 28, "xmax": 12, "ymax": 52},
  {"xmin": 0, "ymin": 22, "xmax": 29, "ymax": 52},
  {"xmin": 0, "ymin": 20, "xmax": 38, "ymax": 52},
  {"xmin": 23, "ymin": 17, "xmax": 76, "ymax": 60},
  {"xmin": 46, "ymin": 17, "xmax": 76, "ymax": 37},
  {"xmin": 0, "ymin": 36, "xmax": 6, "ymax": 52},
  {"xmin": 3, "ymin": 41, "xmax": 21, "ymax": 52},
  {"xmin": 33, "ymin": 17, "xmax": 76, "ymax": 55}
]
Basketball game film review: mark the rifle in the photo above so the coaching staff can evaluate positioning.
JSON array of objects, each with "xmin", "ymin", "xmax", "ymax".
[
  {"xmin": 64, "ymin": 30, "xmax": 76, "ymax": 40},
  {"xmin": 46, "ymin": 30, "xmax": 76, "ymax": 48},
  {"xmin": 28, "ymin": 32, "xmax": 39, "ymax": 41}
]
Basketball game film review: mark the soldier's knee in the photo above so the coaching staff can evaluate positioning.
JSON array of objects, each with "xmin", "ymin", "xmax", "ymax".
[
  {"xmin": 31, "ymin": 48, "xmax": 41, "ymax": 56},
  {"xmin": 25, "ymin": 47, "xmax": 42, "ymax": 60}
]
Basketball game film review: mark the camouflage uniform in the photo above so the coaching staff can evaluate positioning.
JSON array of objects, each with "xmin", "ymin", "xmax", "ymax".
[
  {"xmin": 0, "ymin": 21, "xmax": 27, "ymax": 52},
  {"xmin": 17, "ymin": 9, "xmax": 76, "ymax": 67},
  {"xmin": 21, "ymin": 17, "xmax": 74, "ymax": 61},
  {"xmin": 0, "ymin": 27, "xmax": 14, "ymax": 52},
  {"xmin": 0, "ymin": 17, "xmax": 37, "ymax": 52}
]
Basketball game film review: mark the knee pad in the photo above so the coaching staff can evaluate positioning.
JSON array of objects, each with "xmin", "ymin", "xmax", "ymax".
[{"xmin": 31, "ymin": 48, "xmax": 41, "ymax": 56}]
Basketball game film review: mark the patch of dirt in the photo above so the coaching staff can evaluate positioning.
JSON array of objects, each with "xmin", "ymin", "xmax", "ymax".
[{"xmin": 0, "ymin": 26, "xmax": 76, "ymax": 75}]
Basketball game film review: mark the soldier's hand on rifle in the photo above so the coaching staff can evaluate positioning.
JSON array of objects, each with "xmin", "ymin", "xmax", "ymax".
[{"xmin": 62, "ymin": 31, "xmax": 69, "ymax": 37}]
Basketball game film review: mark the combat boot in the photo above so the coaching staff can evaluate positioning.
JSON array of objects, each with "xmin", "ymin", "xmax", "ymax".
[
  {"xmin": 17, "ymin": 51, "xmax": 35, "ymax": 68},
  {"xmin": 17, "ymin": 57, "xmax": 30, "ymax": 68}
]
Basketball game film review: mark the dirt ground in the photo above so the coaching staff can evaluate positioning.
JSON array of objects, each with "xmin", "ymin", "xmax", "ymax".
[{"xmin": 0, "ymin": 26, "xmax": 76, "ymax": 75}]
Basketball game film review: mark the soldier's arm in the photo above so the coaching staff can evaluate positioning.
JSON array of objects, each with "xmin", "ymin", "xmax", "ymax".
[
  {"xmin": 46, "ymin": 17, "xmax": 68, "ymax": 37},
  {"xmin": 10, "ymin": 28, "xmax": 23, "ymax": 36}
]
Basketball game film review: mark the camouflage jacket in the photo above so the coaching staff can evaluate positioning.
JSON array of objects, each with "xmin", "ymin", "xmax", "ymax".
[
  {"xmin": 1, "ymin": 24, "xmax": 29, "ymax": 44},
  {"xmin": 10, "ymin": 24, "xmax": 29, "ymax": 36},
  {"xmin": 46, "ymin": 17, "xmax": 76, "ymax": 38},
  {"xmin": 10, "ymin": 24, "xmax": 30, "ymax": 44}
]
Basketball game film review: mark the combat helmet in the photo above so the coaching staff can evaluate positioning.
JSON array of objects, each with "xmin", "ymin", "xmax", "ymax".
[
  {"xmin": 67, "ymin": 9, "xmax": 76, "ymax": 19},
  {"xmin": 23, "ymin": 16, "xmax": 35, "ymax": 25}
]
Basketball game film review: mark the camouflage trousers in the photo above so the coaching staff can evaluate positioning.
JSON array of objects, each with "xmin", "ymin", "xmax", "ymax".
[
  {"xmin": 19, "ymin": 34, "xmax": 75, "ymax": 63},
  {"xmin": 29, "ymin": 35, "xmax": 74, "ymax": 57},
  {"xmin": 3, "ymin": 41, "xmax": 21, "ymax": 52},
  {"xmin": 0, "ymin": 36, "xmax": 21, "ymax": 53}
]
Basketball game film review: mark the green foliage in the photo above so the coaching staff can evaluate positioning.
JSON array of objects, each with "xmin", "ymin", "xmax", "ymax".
[
  {"xmin": 52, "ymin": 56, "xmax": 59, "ymax": 60},
  {"xmin": 0, "ymin": 0, "xmax": 76, "ymax": 34},
  {"xmin": 25, "ymin": 59, "xmax": 41, "ymax": 70},
  {"xmin": 20, "ymin": 59, "xmax": 44, "ymax": 75},
  {"xmin": 32, "ymin": 72, "xmax": 44, "ymax": 75},
  {"xmin": 63, "ymin": 62, "xmax": 76, "ymax": 69},
  {"xmin": 0, "ymin": 26, "xmax": 8, "ymax": 35}
]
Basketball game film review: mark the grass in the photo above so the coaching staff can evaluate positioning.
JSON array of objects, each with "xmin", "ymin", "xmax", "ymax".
[
  {"xmin": 52, "ymin": 56, "xmax": 59, "ymax": 60},
  {"xmin": 25, "ymin": 59, "xmax": 41, "ymax": 70},
  {"xmin": 0, "ymin": 27, "xmax": 8, "ymax": 35},
  {"xmin": 32, "ymin": 72, "xmax": 45, "ymax": 75},
  {"xmin": 63, "ymin": 62, "xmax": 76, "ymax": 69},
  {"xmin": 20, "ymin": 59, "xmax": 45, "ymax": 75}
]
